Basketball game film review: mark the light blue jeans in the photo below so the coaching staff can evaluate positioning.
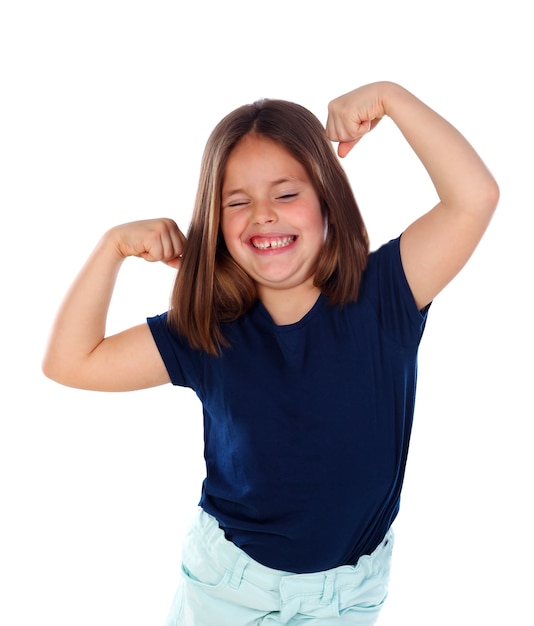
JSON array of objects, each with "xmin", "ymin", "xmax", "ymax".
[{"xmin": 165, "ymin": 509, "xmax": 393, "ymax": 626}]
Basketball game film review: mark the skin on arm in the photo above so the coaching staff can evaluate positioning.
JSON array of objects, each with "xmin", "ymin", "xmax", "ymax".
[
  {"xmin": 326, "ymin": 81, "xmax": 499, "ymax": 310},
  {"xmin": 42, "ymin": 218, "xmax": 184, "ymax": 391}
]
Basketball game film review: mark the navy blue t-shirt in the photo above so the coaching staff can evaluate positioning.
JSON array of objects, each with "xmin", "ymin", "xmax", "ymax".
[{"xmin": 147, "ymin": 236, "xmax": 429, "ymax": 573}]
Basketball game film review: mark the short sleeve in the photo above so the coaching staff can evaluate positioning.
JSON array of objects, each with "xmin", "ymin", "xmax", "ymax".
[
  {"xmin": 147, "ymin": 311, "xmax": 203, "ymax": 389},
  {"xmin": 362, "ymin": 236, "xmax": 429, "ymax": 347}
]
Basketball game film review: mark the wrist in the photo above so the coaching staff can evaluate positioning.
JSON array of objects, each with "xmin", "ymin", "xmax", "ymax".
[
  {"xmin": 98, "ymin": 227, "xmax": 129, "ymax": 263},
  {"xmin": 377, "ymin": 82, "xmax": 414, "ymax": 118}
]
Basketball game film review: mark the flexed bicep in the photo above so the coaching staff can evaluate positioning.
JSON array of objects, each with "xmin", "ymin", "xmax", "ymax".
[
  {"xmin": 42, "ymin": 218, "xmax": 183, "ymax": 390},
  {"xmin": 327, "ymin": 82, "xmax": 498, "ymax": 309},
  {"xmin": 80, "ymin": 323, "xmax": 171, "ymax": 391},
  {"xmin": 400, "ymin": 198, "xmax": 496, "ymax": 310}
]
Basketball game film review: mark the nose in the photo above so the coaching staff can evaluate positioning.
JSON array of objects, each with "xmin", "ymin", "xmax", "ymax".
[{"xmin": 251, "ymin": 199, "xmax": 277, "ymax": 225}]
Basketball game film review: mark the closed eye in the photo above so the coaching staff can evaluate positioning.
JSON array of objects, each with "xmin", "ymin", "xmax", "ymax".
[{"xmin": 277, "ymin": 193, "xmax": 298, "ymax": 201}]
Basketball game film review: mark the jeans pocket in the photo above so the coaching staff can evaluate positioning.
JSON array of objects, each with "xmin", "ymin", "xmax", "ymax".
[
  {"xmin": 338, "ymin": 575, "xmax": 389, "ymax": 615},
  {"xmin": 181, "ymin": 558, "xmax": 231, "ymax": 590},
  {"xmin": 337, "ymin": 534, "xmax": 393, "ymax": 617}
]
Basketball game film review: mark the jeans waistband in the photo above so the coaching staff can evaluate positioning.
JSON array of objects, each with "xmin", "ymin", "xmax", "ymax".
[{"xmin": 191, "ymin": 508, "xmax": 393, "ymax": 595}]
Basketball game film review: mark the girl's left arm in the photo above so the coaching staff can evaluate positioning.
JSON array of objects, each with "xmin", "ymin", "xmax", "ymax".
[{"xmin": 326, "ymin": 81, "xmax": 499, "ymax": 309}]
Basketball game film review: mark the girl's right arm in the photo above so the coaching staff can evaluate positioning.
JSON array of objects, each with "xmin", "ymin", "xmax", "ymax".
[{"xmin": 42, "ymin": 218, "xmax": 185, "ymax": 392}]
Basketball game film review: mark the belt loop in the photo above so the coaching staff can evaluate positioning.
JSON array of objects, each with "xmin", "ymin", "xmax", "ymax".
[
  {"xmin": 321, "ymin": 572, "xmax": 336, "ymax": 605},
  {"xmin": 228, "ymin": 553, "xmax": 249, "ymax": 590}
]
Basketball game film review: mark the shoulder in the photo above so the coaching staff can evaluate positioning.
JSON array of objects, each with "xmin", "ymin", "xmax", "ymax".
[
  {"xmin": 146, "ymin": 311, "xmax": 205, "ymax": 388},
  {"xmin": 359, "ymin": 235, "xmax": 429, "ymax": 344},
  {"xmin": 362, "ymin": 236, "xmax": 404, "ymax": 294}
]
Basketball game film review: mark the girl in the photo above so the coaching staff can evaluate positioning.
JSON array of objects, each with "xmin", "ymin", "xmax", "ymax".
[{"xmin": 42, "ymin": 81, "xmax": 498, "ymax": 625}]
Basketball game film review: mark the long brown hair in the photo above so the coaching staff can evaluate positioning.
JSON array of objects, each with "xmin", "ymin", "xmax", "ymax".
[{"xmin": 168, "ymin": 99, "xmax": 369, "ymax": 354}]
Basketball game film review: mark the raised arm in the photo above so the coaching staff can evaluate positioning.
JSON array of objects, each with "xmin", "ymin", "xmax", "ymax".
[
  {"xmin": 42, "ymin": 218, "xmax": 184, "ymax": 391},
  {"xmin": 326, "ymin": 81, "xmax": 499, "ymax": 309}
]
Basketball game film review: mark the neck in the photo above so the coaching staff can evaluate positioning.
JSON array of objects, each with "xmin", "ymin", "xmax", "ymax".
[{"xmin": 257, "ymin": 283, "xmax": 322, "ymax": 326}]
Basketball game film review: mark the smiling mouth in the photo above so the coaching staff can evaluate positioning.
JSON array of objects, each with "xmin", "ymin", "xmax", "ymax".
[{"xmin": 250, "ymin": 235, "xmax": 296, "ymax": 250}]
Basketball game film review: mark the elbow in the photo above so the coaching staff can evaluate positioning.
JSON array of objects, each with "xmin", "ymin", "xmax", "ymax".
[
  {"xmin": 486, "ymin": 175, "xmax": 500, "ymax": 215},
  {"xmin": 483, "ymin": 177, "xmax": 500, "ymax": 232},
  {"xmin": 41, "ymin": 354, "xmax": 61, "ymax": 384},
  {"xmin": 41, "ymin": 351, "xmax": 71, "ymax": 387},
  {"xmin": 470, "ymin": 174, "xmax": 499, "ymax": 224},
  {"xmin": 42, "ymin": 352, "xmax": 102, "ymax": 391}
]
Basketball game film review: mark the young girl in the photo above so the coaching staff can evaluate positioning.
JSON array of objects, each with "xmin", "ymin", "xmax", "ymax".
[{"xmin": 42, "ymin": 81, "xmax": 498, "ymax": 625}]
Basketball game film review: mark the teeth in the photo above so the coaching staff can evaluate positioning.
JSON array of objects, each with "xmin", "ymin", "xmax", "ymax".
[{"xmin": 252, "ymin": 236, "xmax": 295, "ymax": 250}]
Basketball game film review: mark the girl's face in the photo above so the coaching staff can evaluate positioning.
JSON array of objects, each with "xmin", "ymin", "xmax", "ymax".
[{"xmin": 221, "ymin": 134, "xmax": 325, "ymax": 301}]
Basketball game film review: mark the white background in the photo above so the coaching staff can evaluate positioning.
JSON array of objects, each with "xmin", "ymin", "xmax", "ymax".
[{"xmin": 1, "ymin": 1, "xmax": 532, "ymax": 624}]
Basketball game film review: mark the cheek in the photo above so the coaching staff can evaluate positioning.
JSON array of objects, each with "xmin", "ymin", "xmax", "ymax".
[
  {"xmin": 220, "ymin": 216, "xmax": 241, "ymax": 255},
  {"xmin": 220, "ymin": 214, "xmax": 232, "ymax": 243}
]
